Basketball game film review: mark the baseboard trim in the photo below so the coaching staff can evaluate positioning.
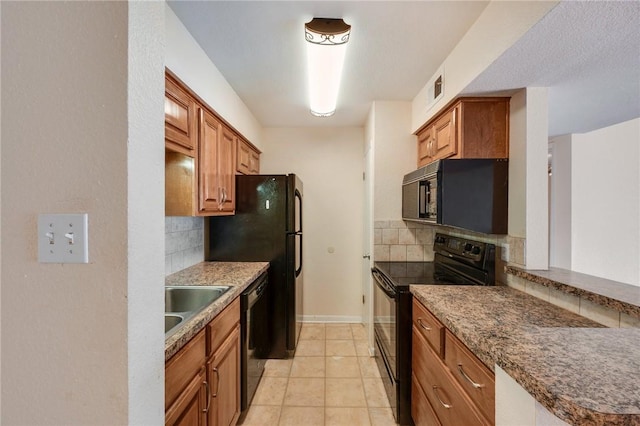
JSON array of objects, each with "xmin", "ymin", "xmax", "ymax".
[{"xmin": 301, "ymin": 315, "xmax": 363, "ymax": 323}]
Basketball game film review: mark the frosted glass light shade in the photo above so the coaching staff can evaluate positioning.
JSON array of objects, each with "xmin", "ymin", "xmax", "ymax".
[{"xmin": 305, "ymin": 18, "xmax": 351, "ymax": 117}]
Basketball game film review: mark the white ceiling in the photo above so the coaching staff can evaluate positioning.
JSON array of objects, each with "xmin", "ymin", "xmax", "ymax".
[
  {"xmin": 167, "ymin": 0, "xmax": 489, "ymax": 127},
  {"xmin": 168, "ymin": 1, "xmax": 640, "ymax": 136},
  {"xmin": 463, "ymin": 1, "xmax": 640, "ymax": 137}
]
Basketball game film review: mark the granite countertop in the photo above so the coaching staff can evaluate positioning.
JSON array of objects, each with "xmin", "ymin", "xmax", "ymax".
[
  {"xmin": 411, "ymin": 285, "xmax": 640, "ymax": 426},
  {"xmin": 506, "ymin": 265, "xmax": 640, "ymax": 319},
  {"xmin": 164, "ymin": 261, "xmax": 269, "ymax": 361}
]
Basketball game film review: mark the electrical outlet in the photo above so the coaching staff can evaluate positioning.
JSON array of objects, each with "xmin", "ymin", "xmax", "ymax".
[{"xmin": 38, "ymin": 214, "xmax": 89, "ymax": 263}]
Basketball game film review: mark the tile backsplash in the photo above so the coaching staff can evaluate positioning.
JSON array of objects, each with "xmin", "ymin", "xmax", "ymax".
[
  {"xmin": 373, "ymin": 220, "xmax": 525, "ymax": 284},
  {"xmin": 374, "ymin": 220, "xmax": 436, "ymax": 262},
  {"xmin": 165, "ymin": 217, "xmax": 204, "ymax": 276}
]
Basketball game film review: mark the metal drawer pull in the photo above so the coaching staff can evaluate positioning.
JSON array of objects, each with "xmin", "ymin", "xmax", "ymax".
[
  {"xmin": 202, "ymin": 380, "xmax": 211, "ymax": 413},
  {"xmin": 432, "ymin": 385, "xmax": 452, "ymax": 409},
  {"xmin": 212, "ymin": 367, "xmax": 220, "ymax": 397},
  {"xmin": 417, "ymin": 318, "xmax": 431, "ymax": 331},
  {"xmin": 457, "ymin": 363, "xmax": 484, "ymax": 388}
]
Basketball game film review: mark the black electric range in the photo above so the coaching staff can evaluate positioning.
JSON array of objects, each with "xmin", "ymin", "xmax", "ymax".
[{"xmin": 371, "ymin": 233, "xmax": 496, "ymax": 425}]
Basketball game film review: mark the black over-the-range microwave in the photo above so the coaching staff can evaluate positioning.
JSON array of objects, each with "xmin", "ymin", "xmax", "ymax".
[{"xmin": 401, "ymin": 158, "xmax": 509, "ymax": 234}]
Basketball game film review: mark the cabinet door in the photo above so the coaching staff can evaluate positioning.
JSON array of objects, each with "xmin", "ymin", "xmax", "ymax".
[
  {"xmin": 432, "ymin": 107, "xmax": 457, "ymax": 160},
  {"xmin": 198, "ymin": 109, "xmax": 223, "ymax": 213},
  {"xmin": 165, "ymin": 75, "xmax": 197, "ymax": 157},
  {"xmin": 166, "ymin": 331, "xmax": 206, "ymax": 410},
  {"xmin": 248, "ymin": 150, "xmax": 260, "ymax": 174},
  {"xmin": 458, "ymin": 99, "xmax": 509, "ymax": 158},
  {"xmin": 236, "ymin": 139, "xmax": 252, "ymax": 175},
  {"xmin": 237, "ymin": 139, "xmax": 260, "ymax": 175},
  {"xmin": 166, "ymin": 367, "xmax": 207, "ymax": 426},
  {"xmin": 218, "ymin": 126, "xmax": 236, "ymax": 213},
  {"xmin": 417, "ymin": 127, "xmax": 433, "ymax": 167},
  {"xmin": 208, "ymin": 324, "xmax": 241, "ymax": 426}
]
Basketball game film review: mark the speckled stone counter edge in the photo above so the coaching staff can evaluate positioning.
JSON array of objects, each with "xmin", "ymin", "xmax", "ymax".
[
  {"xmin": 411, "ymin": 287, "xmax": 639, "ymax": 426},
  {"xmin": 506, "ymin": 265, "xmax": 640, "ymax": 319},
  {"xmin": 164, "ymin": 261, "xmax": 269, "ymax": 361}
]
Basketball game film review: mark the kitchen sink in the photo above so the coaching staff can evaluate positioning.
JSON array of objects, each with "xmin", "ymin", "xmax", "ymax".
[
  {"xmin": 165, "ymin": 285, "xmax": 231, "ymax": 313},
  {"xmin": 164, "ymin": 285, "xmax": 231, "ymax": 337},
  {"xmin": 165, "ymin": 314, "xmax": 183, "ymax": 334}
]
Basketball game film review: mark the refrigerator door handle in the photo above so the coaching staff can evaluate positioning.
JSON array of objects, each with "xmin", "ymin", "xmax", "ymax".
[
  {"xmin": 294, "ymin": 189, "xmax": 303, "ymax": 233},
  {"xmin": 295, "ymin": 232, "xmax": 303, "ymax": 277}
]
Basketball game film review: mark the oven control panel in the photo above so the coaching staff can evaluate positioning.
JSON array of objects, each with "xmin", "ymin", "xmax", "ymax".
[{"xmin": 434, "ymin": 233, "xmax": 486, "ymax": 262}]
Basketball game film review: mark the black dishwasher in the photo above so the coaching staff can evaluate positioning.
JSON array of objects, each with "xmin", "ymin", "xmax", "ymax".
[{"xmin": 241, "ymin": 272, "xmax": 269, "ymax": 413}]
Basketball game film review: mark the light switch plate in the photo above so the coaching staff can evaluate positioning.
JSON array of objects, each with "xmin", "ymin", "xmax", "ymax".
[{"xmin": 38, "ymin": 214, "xmax": 89, "ymax": 263}]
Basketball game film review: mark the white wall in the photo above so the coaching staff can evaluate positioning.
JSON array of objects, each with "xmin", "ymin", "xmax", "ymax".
[
  {"xmin": 128, "ymin": 2, "xmax": 166, "ymax": 424},
  {"xmin": 412, "ymin": 1, "xmax": 558, "ymax": 131},
  {"xmin": 507, "ymin": 88, "xmax": 550, "ymax": 269},
  {"xmin": 523, "ymin": 88, "xmax": 550, "ymax": 269},
  {"xmin": 261, "ymin": 128, "xmax": 364, "ymax": 321},
  {"xmin": 496, "ymin": 365, "xmax": 570, "ymax": 426},
  {"xmin": 571, "ymin": 118, "xmax": 640, "ymax": 286},
  {"xmin": 165, "ymin": 4, "xmax": 264, "ymax": 150},
  {"xmin": 549, "ymin": 134, "xmax": 572, "ymax": 269},
  {"xmin": 1, "ymin": 1, "xmax": 164, "ymax": 423},
  {"xmin": 371, "ymin": 102, "xmax": 416, "ymax": 221},
  {"xmin": 509, "ymin": 90, "xmax": 527, "ymax": 239}
]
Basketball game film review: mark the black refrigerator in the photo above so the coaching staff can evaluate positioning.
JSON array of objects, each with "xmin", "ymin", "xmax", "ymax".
[{"xmin": 206, "ymin": 174, "xmax": 303, "ymax": 358}]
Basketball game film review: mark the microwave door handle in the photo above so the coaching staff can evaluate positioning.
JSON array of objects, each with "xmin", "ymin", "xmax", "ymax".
[
  {"xmin": 419, "ymin": 182, "xmax": 426, "ymax": 217},
  {"xmin": 425, "ymin": 181, "xmax": 431, "ymax": 218}
]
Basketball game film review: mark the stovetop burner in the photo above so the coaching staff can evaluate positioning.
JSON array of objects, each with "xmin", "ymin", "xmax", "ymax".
[{"xmin": 373, "ymin": 261, "xmax": 478, "ymax": 287}]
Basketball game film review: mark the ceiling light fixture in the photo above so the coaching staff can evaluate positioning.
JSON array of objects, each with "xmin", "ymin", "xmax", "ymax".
[{"xmin": 305, "ymin": 18, "xmax": 351, "ymax": 117}]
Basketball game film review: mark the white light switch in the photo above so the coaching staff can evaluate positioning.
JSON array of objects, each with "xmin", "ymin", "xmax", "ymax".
[{"xmin": 38, "ymin": 214, "xmax": 89, "ymax": 263}]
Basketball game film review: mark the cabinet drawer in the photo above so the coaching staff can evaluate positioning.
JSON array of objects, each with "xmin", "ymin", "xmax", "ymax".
[
  {"xmin": 166, "ymin": 330, "xmax": 206, "ymax": 410},
  {"xmin": 411, "ymin": 372, "xmax": 442, "ymax": 426},
  {"xmin": 207, "ymin": 297, "xmax": 240, "ymax": 356},
  {"xmin": 412, "ymin": 328, "xmax": 489, "ymax": 426},
  {"xmin": 445, "ymin": 330, "xmax": 495, "ymax": 423},
  {"xmin": 413, "ymin": 298, "xmax": 444, "ymax": 357}
]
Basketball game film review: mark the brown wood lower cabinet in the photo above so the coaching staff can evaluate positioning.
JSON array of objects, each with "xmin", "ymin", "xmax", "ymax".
[
  {"xmin": 411, "ymin": 372, "xmax": 442, "ymax": 426},
  {"xmin": 166, "ymin": 298, "xmax": 241, "ymax": 426},
  {"xmin": 166, "ymin": 367, "xmax": 207, "ymax": 426},
  {"xmin": 412, "ymin": 298, "xmax": 494, "ymax": 426},
  {"xmin": 207, "ymin": 324, "xmax": 241, "ymax": 426}
]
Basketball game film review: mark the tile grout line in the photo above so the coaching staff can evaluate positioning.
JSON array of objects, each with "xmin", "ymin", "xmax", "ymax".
[{"xmin": 244, "ymin": 323, "xmax": 393, "ymax": 425}]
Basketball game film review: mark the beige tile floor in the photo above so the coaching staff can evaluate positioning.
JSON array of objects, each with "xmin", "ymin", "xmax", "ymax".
[{"xmin": 238, "ymin": 323, "xmax": 397, "ymax": 426}]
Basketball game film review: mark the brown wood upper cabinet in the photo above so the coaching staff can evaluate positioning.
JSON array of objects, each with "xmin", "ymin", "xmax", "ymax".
[
  {"xmin": 236, "ymin": 138, "xmax": 261, "ymax": 175},
  {"xmin": 165, "ymin": 74, "xmax": 197, "ymax": 157},
  {"xmin": 416, "ymin": 97, "xmax": 509, "ymax": 167},
  {"xmin": 166, "ymin": 68, "xmax": 256, "ymax": 216},
  {"xmin": 198, "ymin": 109, "xmax": 235, "ymax": 215}
]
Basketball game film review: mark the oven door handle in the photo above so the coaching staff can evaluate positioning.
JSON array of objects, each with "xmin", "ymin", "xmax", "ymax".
[{"xmin": 372, "ymin": 270, "xmax": 397, "ymax": 299}]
